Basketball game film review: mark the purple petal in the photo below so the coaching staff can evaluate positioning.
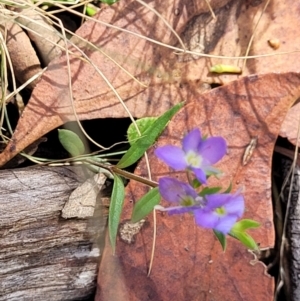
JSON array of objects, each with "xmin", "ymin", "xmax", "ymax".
[
  {"xmin": 158, "ymin": 177, "xmax": 198, "ymax": 204},
  {"xmin": 192, "ymin": 168, "xmax": 207, "ymax": 184},
  {"xmin": 194, "ymin": 210, "xmax": 238, "ymax": 234},
  {"xmin": 223, "ymin": 194, "xmax": 245, "ymax": 217},
  {"xmin": 204, "ymin": 193, "xmax": 232, "ymax": 210},
  {"xmin": 182, "ymin": 129, "xmax": 202, "ymax": 153},
  {"xmin": 204, "ymin": 193, "xmax": 244, "ymax": 217},
  {"xmin": 194, "ymin": 209, "xmax": 219, "ymax": 228},
  {"xmin": 202, "ymin": 166, "xmax": 223, "ymax": 176},
  {"xmin": 155, "ymin": 146, "xmax": 187, "ymax": 170},
  {"xmin": 198, "ymin": 137, "xmax": 227, "ymax": 165},
  {"xmin": 213, "ymin": 215, "xmax": 238, "ymax": 234}
]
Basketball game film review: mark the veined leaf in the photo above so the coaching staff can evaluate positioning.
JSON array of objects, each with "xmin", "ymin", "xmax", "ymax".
[
  {"xmin": 231, "ymin": 219, "xmax": 260, "ymax": 232},
  {"xmin": 117, "ymin": 102, "xmax": 184, "ymax": 168},
  {"xmin": 131, "ymin": 187, "xmax": 160, "ymax": 223},
  {"xmin": 199, "ymin": 186, "xmax": 222, "ymax": 196},
  {"xmin": 229, "ymin": 230, "xmax": 259, "ymax": 250},
  {"xmin": 127, "ymin": 117, "xmax": 158, "ymax": 146},
  {"xmin": 109, "ymin": 175, "xmax": 125, "ymax": 254},
  {"xmin": 58, "ymin": 129, "xmax": 85, "ymax": 157}
]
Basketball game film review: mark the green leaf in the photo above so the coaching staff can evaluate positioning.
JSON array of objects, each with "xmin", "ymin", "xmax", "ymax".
[
  {"xmin": 191, "ymin": 178, "xmax": 201, "ymax": 189},
  {"xmin": 213, "ymin": 230, "xmax": 227, "ymax": 251},
  {"xmin": 223, "ymin": 181, "xmax": 232, "ymax": 193},
  {"xmin": 99, "ymin": 0, "xmax": 119, "ymax": 5},
  {"xmin": 131, "ymin": 187, "xmax": 160, "ymax": 223},
  {"xmin": 108, "ymin": 175, "xmax": 125, "ymax": 254},
  {"xmin": 58, "ymin": 129, "xmax": 85, "ymax": 157},
  {"xmin": 85, "ymin": 4, "xmax": 97, "ymax": 16},
  {"xmin": 117, "ymin": 102, "xmax": 184, "ymax": 169},
  {"xmin": 231, "ymin": 219, "xmax": 260, "ymax": 232},
  {"xmin": 229, "ymin": 230, "xmax": 259, "ymax": 250},
  {"xmin": 127, "ymin": 117, "xmax": 158, "ymax": 146},
  {"xmin": 199, "ymin": 186, "xmax": 222, "ymax": 196}
]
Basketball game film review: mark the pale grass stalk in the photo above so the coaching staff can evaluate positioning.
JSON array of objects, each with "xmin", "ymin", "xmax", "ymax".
[
  {"xmin": 204, "ymin": 0, "xmax": 216, "ymax": 19},
  {"xmin": 4, "ymin": 68, "xmax": 45, "ymax": 104},
  {"xmin": 0, "ymin": 29, "xmax": 13, "ymax": 138},
  {"xmin": 148, "ymin": 207, "xmax": 157, "ymax": 276},
  {"xmin": 242, "ymin": 0, "xmax": 270, "ymax": 71},
  {"xmin": 135, "ymin": 0, "xmax": 186, "ymax": 52}
]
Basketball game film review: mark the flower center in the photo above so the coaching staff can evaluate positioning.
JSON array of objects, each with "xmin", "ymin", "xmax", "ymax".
[
  {"xmin": 186, "ymin": 151, "xmax": 202, "ymax": 168},
  {"xmin": 215, "ymin": 206, "xmax": 227, "ymax": 216},
  {"xmin": 180, "ymin": 195, "xmax": 195, "ymax": 207}
]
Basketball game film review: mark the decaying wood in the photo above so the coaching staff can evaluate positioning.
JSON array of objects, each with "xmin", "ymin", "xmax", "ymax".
[{"xmin": 0, "ymin": 166, "xmax": 107, "ymax": 301}]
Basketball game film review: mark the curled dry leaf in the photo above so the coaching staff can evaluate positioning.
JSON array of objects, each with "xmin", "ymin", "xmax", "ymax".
[
  {"xmin": 0, "ymin": 20, "xmax": 42, "ymax": 90},
  {"xmin": 96, "ymin": 73, "xmax": 300, "ymax": 301},
  {"xmin": 62, "ymin": 173, "xmax": 106, "ymax": 219},
  {"xmin": 9, "ymin": 5, "xmax": 64, "ymax": 65}
]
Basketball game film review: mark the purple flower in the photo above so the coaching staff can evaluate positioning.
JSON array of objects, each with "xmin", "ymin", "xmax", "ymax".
[
  {"xmin": 158, "ymin": 177, "xmax": 244, "ymax": 234},
  {"xmin": 158, "ymin": 177, "xmax": 205, "ymax": 215},
  {"xmin": 155, "ymin": 128, "xmax": 227, "ymax": 183},
  {"xmin": 194, "ymin": 191, "xmax": 244, "ymax": 234}
]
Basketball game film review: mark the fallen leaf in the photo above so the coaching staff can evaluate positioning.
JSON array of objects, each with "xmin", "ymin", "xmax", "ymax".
[
  {"xmin": 96, "ymin": 72, "xmax": 300, "ymax": 301},
  {"xmin": 0, "ymin": 0, "xmax": 220, "ymax": 166},
  {"xmin": 179, "ymin": 0, "xmax": 300, "ymax": 84},
  {"xmin": 0, "ymin": 21, "xmax": 42, "ymax": 90},
  {"xmin": 279, "ymin": 101, "xmax": 300, "ymax": 146},
  {"xmin": 62, "ymin": 173, "xmax": 106, "ymax": 219},
  {"xmin": 0, "ymin": 0, "xmax": 298, "ymax": 166}
]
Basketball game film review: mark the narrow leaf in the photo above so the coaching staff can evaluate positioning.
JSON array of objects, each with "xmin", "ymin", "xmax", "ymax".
[
  {"xmin": 213, "ymin": 230, "xmax": 227, "ymax": 251},
  {"xmin": 131, "ymin": 187, "xmax": 160, "ymax": 223},
  {"xmin": 127, "ymin": 117, "xmax": 158, "ymax": 146},
  {"xmin": 99, "ymin": 0, "xmax": 119, "ymax": 5},
  {"xmin": 232, "ymin": 219, "xmax": 260, "ymax": 232},
  {"xmin": 58, "ymin": 129, "xmax": 85, "ymax": 157},
  {"xmin": 109, "ymin": 175, "xmax": 125, "ymax": 254},
  {"xmin": 229, "ymin": 231, "xmax": 259, "ymax": 250},
  {"xmin": 199, "ymin": 186, "xmax": 222, "ymax": 196},
  {"xmin": 223, "ymin": 181, "xmax": 232, "ymax": 193},
  {"xmin": 117, "ymin": 102, "xmax": 184, "ymax": 168}
]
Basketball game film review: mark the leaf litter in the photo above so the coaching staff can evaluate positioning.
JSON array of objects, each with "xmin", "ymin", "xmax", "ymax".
[{"xmin": 1, "ymin": 0, "xmax": 300, "ymax": 300}]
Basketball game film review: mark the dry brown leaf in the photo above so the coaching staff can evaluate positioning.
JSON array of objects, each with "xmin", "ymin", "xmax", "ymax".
[
  {"xmin": 96, "ymin": 72, "xmax": 300, "ymax": 301},
  {"xmin": 12, "ymin": 8, "xmax": 64, "ymax": 66},
  {"xmin": 62, "ymin": 173, "xmax": 106, "ymax": 219},
  {"xmin": 0, "ymin": 0, "xmax": 227, "ymax": 166},
  {"xmin": 0, "ymin": 0, "xmax": 298, "ymax": 166},
  {"xmin": 0, "ymin": 21, "xmax": 42, "ymax": 90},
  {"xmin": 280, "ymin": 102, "xmax": 300, "ymax": 146},
  {"xmin": 180, "ymin": 0, "xmax": 300, "ymax": 83}
]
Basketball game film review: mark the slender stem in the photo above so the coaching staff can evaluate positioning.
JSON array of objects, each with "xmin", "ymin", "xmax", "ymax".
[{"xmin": 84, "ymin": 159, "xmax": 158, "ymax": 188}]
